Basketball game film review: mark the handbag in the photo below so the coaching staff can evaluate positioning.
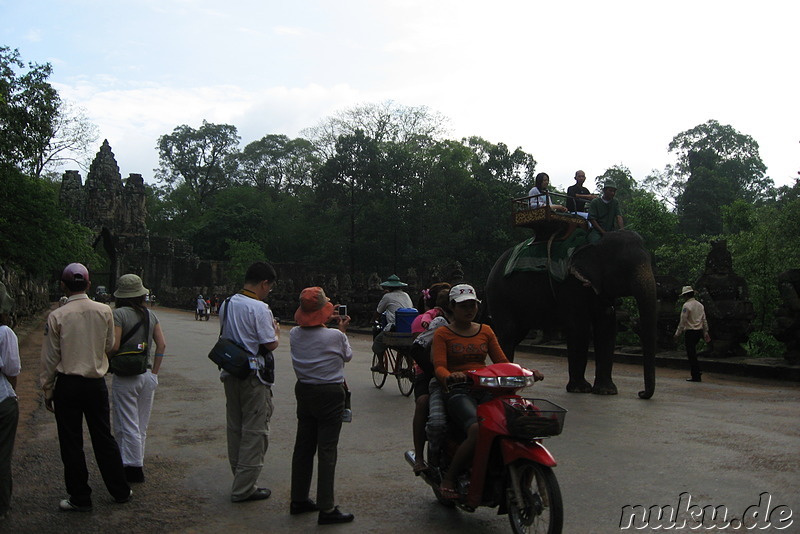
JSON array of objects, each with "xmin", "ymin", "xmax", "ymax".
[
  {"xmin": 209, "ymin": 297, "xmax": 255, "ymax": 379},
  {"xmin": 110, "ymin": 310, "xmax": 150, "ymax": 376}
]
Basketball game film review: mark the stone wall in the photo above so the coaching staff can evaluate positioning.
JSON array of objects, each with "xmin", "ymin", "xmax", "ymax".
[{"xmin": 0, "ymin": 264, "xmax": 50, "ymax": 326}]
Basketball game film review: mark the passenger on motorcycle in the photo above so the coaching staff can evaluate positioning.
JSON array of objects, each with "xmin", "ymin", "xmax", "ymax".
[
  {"xmin": 409, "ymin": 282, "xmax": 451, "ymax": 475},
  {"xmin": 432, "ymin": 284, "xmax": 544, "ymax": 500}
]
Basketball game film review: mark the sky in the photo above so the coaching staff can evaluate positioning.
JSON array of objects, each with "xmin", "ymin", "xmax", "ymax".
[{"xmin": 2, "ymin": 0, "xmax": 798, "ymax": 192}]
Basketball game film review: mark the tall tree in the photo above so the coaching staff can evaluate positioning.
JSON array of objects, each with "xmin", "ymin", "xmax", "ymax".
[
  {"xmin": 302, "ymin": 100, "xmax": 449, "ymax": 159},
  {"xmin": 661, "ymin": 120, "xmax": 771, "ymax": 236},
  {"xmin": 0, "ymin": 46, "xmax": 60, "ymax": 174},
  {"xmin": 237, "ymin": 134, "xmax": 319, "ymax": 195},
  {"xmin": 155, "ymin": 120, "xmax": 241, "ymax": 209}
]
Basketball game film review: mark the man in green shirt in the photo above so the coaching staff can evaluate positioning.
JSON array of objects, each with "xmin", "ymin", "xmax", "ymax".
[{"xmin": 587, "ymin": 180, "xmax": 624, "ymax": 243}]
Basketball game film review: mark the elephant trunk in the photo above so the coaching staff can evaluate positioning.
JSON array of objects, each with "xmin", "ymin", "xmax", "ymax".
[{"xmin": 634, "ymin": 264, "xmax": 658, "ymax": 399}]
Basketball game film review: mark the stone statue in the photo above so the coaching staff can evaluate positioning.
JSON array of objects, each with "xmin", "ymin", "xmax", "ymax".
[
  {"xmin": 771, "ymin": 269, "xmax": 800, "ymax": 364},
  {"xmin": 693, "ymin": 240, "xmax": 754, "ymax": 358}
]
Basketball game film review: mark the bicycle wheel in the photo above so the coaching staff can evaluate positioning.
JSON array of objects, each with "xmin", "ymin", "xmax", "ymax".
[
  {"xmin": 507, "ymin": 461, "xmax": 563, "ymax": 534},
  {"xmin": 371, "ymin": 351, "xmax": 388, "ymax": 389},
  {"xmin": 396, "ymin": 351, "xmax": 415, "ymax": 397}
]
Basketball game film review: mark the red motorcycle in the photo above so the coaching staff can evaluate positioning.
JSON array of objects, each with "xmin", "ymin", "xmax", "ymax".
[{"xmin": 405, "ymin": 362, "xmax": 566, "ymax": 534}]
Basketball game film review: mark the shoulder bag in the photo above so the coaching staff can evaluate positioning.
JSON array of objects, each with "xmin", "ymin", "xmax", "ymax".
[{"xmin": 208, "ymin": 297, "xmax": 255, "ymax": 379}]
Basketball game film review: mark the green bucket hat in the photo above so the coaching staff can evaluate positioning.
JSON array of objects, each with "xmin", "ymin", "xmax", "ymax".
[
  {"xmin": 380, "ymin": 274, "xmax": 408, "ymax": 288},
  {"xmin": 603, "ymin": 179, "xmax": 617, "ymax": 190}
]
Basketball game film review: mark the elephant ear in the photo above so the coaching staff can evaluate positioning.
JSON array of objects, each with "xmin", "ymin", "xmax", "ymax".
[{"xmin": 568, "ymin": 244, "xmax": 602, "ymax": 295}]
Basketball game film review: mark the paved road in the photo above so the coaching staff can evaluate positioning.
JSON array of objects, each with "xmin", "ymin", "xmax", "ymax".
[{"xmin": 12, "ymin": 306, "xmax": 800, "ymax": 533}]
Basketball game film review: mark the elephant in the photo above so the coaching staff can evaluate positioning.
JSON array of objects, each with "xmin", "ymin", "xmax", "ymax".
[{"xmin": 485, "ymin": 230, "xmax": 657, "ymax": 399}]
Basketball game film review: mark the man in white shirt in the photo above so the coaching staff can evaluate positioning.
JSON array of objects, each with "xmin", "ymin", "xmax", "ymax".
[
  {"xmin": 0, "ymin": 282, "xmax": 20, "ymax": 519},
  {"xmin": 218, "ymin": 262, "xmax": 280, "ymax": 503},
  {"xmin": 674, "ymin": 286, "xmax": 711, "ymax": 382}
]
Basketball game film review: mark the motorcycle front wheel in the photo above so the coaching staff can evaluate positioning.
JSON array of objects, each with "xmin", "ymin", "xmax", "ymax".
[{"xmin": 506, "ymin": 461, "xmax": 563, "ymax": 534}]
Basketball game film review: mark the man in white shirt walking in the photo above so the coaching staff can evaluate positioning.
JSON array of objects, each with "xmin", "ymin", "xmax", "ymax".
[{"xmin": 674, "ymin": 286, "xmax": 711, "ymax": 382}]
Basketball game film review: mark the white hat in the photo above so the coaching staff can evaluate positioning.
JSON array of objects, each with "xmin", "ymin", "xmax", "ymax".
[
  {"xmin": 680, "ymin": 285, "xmax": 694, "ymax": 296},
  {"xmin": 449, "ymin": 284, "xmax": 481, "ymax": 303}
]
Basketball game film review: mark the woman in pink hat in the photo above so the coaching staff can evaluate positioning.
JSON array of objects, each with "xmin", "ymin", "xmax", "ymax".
[{"xmin": 288, "ymin": 287, "xmax": 354, "ymax": 525}]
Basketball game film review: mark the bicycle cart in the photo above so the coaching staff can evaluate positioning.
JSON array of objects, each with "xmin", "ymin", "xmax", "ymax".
[{"xmin": 371, "ymin": 329, "xmax": 416, "ymax": 397}]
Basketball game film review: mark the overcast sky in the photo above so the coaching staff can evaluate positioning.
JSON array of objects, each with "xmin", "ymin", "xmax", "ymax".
[{"xmin": 2, "ymin": 0, "xmax": 798, "ymax": 192}]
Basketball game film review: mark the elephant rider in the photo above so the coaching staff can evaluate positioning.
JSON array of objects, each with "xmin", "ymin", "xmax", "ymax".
[
  {"xmin": 432, "ymin": 284, "xmax": 543, "ymax": 500},
  {"xmin": 370, "ymin": 275, "xmax": 413, "ymax": 371},
  {"xmin": 587, "ymin": 179, "xmax": 624, "ymax": 243}
]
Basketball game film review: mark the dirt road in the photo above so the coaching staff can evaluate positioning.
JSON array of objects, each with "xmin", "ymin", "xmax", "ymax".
[{"xmin": 5, "ymin": 306, "xmax": 800, "ymax": 533}]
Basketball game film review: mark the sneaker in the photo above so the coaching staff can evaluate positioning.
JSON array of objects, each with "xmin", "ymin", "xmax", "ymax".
[
  {"xmin": 114, "ymin": 489, "xmax": 133, "ymax": 503},
  {"xmin": 59, "ymin": 499, "xmax": 92, "ymax": 512},
  {"xmin": 318, "ymin": 506, "xmax": 354, "ymax": 525}
]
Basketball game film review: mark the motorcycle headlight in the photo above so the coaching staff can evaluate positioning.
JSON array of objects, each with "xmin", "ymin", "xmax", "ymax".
[{"xmin": 476, "ymin": 376, "xmax": 536, "ymax": 388}]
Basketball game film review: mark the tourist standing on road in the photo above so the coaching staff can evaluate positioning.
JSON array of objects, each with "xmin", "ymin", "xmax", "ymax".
[
  {"xmin": 219, "ymin": 262, "xmax": 280, "ymax": 503},
  {"xmin": 674, "ymin": 285, "xmax": 711, "ymax": 382},
  {"xmin": 39, "ymin": 263, "xmax": 131, "ymax": 512},
  {"xmin": 289, "ymin": 287, "xmax": 354, "ymax": 524},
  {"xmin": 110, "ymin": 274, "xmax": 167, "ymax": 483},
  {"xmin": 0, "ymin": 282, "xmax": 20, "ymax": 520}
]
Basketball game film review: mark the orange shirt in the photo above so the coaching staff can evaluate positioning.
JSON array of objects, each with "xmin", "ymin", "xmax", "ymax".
[{"xmin": 432, "ymin": 323, "xmax": 509, "ymax": 385}]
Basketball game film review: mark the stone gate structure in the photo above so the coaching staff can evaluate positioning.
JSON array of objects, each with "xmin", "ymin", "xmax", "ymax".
[{"xmin": 58, "ymin": 140, "xmax": 221, "ymax": 303}]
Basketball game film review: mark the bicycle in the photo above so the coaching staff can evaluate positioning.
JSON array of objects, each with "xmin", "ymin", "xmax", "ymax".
[{"xmin": 371, "ymin": 324, "xmax": 416, "ymax": 397}]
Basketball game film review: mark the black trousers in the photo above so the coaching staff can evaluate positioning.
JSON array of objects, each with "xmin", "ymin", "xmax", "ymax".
[
  {"xmin": 684, "ymin": 329, "xmax": 703, "ymax": 379},
  {"xmin": 291, "ymin": 382, "xmax": 345, "ymax": 511},
  {"xmin": 53, "ymin": 374, "xmax": 130, "ymax": 506}
]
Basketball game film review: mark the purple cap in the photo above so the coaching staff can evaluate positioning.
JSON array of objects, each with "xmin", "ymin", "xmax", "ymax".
[{"xmin": 61, "ymin": 263, "xmax": 90, "ymax": 282}]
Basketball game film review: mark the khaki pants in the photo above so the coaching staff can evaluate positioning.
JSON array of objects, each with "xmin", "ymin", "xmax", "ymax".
[{"xmin": 223, "ymin": 374, "xmax": 273, "ymax": 501}]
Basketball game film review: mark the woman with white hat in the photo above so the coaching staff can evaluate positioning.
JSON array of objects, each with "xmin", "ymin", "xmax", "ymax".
[
  {"xmin": 432, "ymin": 284, "xmax": 543, "ymax": 500},
  {"xmin": 110, "ymin": 274, "xmax": 167, "ymax": 483}
]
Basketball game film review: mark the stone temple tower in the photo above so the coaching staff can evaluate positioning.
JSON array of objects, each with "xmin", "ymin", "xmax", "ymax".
[{"xmin": 59, "ymin": 140, "xmax": 150, "ymax": 292}]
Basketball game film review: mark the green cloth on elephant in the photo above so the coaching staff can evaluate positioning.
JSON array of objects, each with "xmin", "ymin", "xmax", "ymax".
[{"xmin": 503, "ymin": 229, "xmax": 588, "ymax": 281}]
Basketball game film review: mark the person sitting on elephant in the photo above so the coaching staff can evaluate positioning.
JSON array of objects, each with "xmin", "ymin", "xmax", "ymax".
[
  {"xmin": 587, "ymin": 179, "xmax": 624, "ymax": 243},
  {"xmin": 528, "ymin": 172, "xmax": 567, "ymax": 212},
  {"xmin": 432, "ymin": 284, "xmax": 543, "ymax": 499}
]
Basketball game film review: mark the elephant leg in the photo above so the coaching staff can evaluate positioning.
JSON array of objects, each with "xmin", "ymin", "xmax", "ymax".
[
  {"xmin": 563, "ymin": 299, "xmax": 592, "ymax": 393},
  {"xmin": 591, "ymin": 297, "xmax": 618, "ymax": 395}
]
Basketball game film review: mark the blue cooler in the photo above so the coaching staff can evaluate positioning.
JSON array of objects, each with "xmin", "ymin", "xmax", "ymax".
[{"xmin": 395, "ymin": 308, "xmax": 419, "ymax": 333}]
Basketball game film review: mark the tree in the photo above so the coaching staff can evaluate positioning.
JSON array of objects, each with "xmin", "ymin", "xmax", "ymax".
[
  {"xmin": 667, "ymin": 120, "xmax": 771, "ymax": 236},
  {"xmin": 155, "ymin": 120, "xmax": 241, "ymax": 209},
  {"xmin": 0, "ymin": 163, "xmax": 97, "ymax": 276},
  {"xmin": 0, "ymin": 46, "xmax": 60, "ymax": 173},
  {"xmin": 302, "ymin": 100, "xmax": 449, "ymax": 159},
  {"xmin": 237, "ymin": 134, "xmax": 319, "ymax": 195},
  {"xmin": 33, "ymin": 100, "xmax": 99, "ymax": 179}
]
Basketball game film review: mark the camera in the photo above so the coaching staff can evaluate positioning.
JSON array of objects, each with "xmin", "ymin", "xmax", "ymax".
[{"xmin": 337, "ymin": 305, "xmax": 347, "ymax": 317}]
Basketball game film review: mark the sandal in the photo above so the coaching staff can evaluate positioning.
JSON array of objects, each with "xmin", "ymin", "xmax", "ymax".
[
  {"xmin": 413, "ymin": 461, "xmax": 429, "ymax": 476},
  {"xmin": 438, "ymin": 485, "xmax": 460, "ymax": 501}
]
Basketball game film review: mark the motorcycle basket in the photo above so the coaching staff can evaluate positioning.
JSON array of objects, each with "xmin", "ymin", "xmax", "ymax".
[{"xmin": 503, "ymin": 398, "xmax": 567, "ymax": 439}]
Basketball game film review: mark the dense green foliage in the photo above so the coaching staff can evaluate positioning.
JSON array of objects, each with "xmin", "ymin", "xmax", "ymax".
[
  {"xmin": 5, "ymin": 43, "xmax": 800, "ymax": 358},
  {"xmin": 0, "ymin": 164, "xmax": 98, "ymax": 276}
]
